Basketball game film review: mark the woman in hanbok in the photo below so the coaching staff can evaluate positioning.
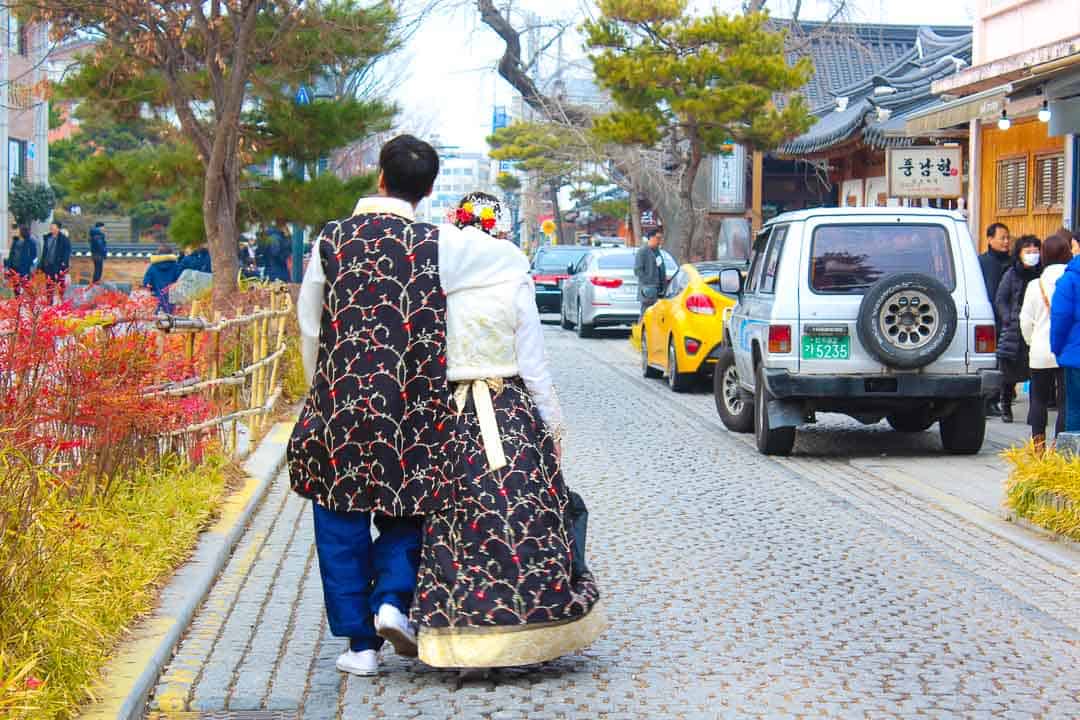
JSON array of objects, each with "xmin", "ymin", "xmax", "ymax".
[{"xmin": 412, "ymin": 192, "xmax": 604, "ymax": 668}]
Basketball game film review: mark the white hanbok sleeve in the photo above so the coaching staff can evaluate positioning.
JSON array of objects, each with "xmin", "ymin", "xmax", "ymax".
[
  {"xmin": 297, "ymin": 237, "xmax": 326, "ymax": 387},
  {"xmin": 514, "ymin": 277, "xmax": 565, "ymax": 438}
]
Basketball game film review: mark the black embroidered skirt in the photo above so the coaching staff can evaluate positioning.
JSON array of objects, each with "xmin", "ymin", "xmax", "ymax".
[{"xmin": 412, "ymin": 377, "xmax": 603, "ymax": 667}]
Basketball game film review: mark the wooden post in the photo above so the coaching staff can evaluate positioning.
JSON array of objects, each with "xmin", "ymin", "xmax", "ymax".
[
  {"xmin": 751, "ymin": 150, "xmax": 764, "ymax": 235},
  {"xmin": 209, "ymin": 311, "xmax": 222, "ymax": 403},
  {"xmin": 267, "ymin": 294, "xmax": 288, "ymax": 408},
  {"xmin": 185, "ymin": 300, "xmax": 200, "ymax": 363},
  {"xmin": 250, "ymin": 307, "xmax": 262, "ymax": 433}
]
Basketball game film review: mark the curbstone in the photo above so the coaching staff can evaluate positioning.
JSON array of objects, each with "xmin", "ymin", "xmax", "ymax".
[{"xmin": 81, "ymin": 418, "xmax": 295, "ymax": 720}]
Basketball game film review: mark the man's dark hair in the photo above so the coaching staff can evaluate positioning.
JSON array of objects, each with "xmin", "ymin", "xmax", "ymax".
[
  {"xmin": 986, "ymin": 222, "xmax": 1009, "ymax": 238},
  {"xmin": 95, "ymin": 221, "xmax": 105, "ymax": 228},
  {"xmin": 644, "ymin": 228, "xmax": 662, "ymax": 240},
  {"xmin": 51, "ymin": 220, "xmax": 62, "ymax": 229},
  {"xmin": 379, "ymin": 135, "xmax": 439, "ymax": 205}
]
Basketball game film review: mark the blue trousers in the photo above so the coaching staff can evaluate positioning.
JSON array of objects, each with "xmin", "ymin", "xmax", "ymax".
[
  {"xmin": 311, "ymin": 503, "xmax": 421, "ymax": 652},
  {"xmin": 1065, "ymin": 368, "xmax": 1080, "ymax": 433}
]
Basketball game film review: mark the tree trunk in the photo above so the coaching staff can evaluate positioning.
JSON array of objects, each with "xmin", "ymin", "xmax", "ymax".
[
  {"xmin": 675, "ymin": 145, "xmax": 704, "ymax": 263},
  {"xmin": 549, "ymin": 183, "xmax": 565, "ymax": 245},
  {"xmin": 204, "ymin": 150, "xmax": 240, "ymax": 309},
  {"xmin": 629, "ymin": 191, "xmax": 642, "ymax": 247}
]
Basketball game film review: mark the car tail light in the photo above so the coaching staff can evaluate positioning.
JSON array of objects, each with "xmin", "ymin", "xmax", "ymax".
[
  {"xmin": 975, "ymin": 324, "xmax": 996, "ymax": 354},
  {"xmin": 685, "ymin": 293, "xmax": 716, "ymax": 315},
  {"xmin": 533, "ymin": 274, "xmax": 557, "ymax": 284},
  {"xmin": 590, "ymin": 276, "xmax": 623, "ymax": 289},
  {"xmin": 684, "ymin": 337, "xmax": 702, "ymax": 355},
  {"xmin": 768, "ymin": 325, "xmax": 792, "ymax": 354}
]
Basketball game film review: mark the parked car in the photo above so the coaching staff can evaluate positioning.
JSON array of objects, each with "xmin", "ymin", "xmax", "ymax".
[
  {"xmin": 641, "ymin": 261, "xmax": 745, "ymax": 391},
  {"xmin": 562, "ymin": 248, "xmax": 676, "ymax": 337},
  {"xmin": 714, "ymin": 207, "xmax": 1001, "ymax": 456},
  {"xmin": 530, "ymin": 245, "xmax": 591, "ymax": 313}
]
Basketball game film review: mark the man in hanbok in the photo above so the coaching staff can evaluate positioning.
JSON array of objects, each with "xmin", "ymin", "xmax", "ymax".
[{"xmin": 289, "ymin": 135, "xmax": 526, "ymax": 677}]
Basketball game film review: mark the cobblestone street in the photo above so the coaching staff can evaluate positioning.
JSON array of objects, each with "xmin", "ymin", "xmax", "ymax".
[{"xmin": 147, "ymin": 325, "xmax": 1080, "ymax": 719}]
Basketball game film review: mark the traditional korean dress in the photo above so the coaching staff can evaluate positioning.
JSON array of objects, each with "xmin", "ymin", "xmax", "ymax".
[{"xmin": 412, "ymin": 225, "xmax": 605, "ymax": 668}]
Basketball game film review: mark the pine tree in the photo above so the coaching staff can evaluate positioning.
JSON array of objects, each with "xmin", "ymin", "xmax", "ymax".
[
  {"xmin": 583, "ymin": 2, "xmax": 813, "ymax": 260},
  {"xmin": 21, "ymin": 0, "xmax": 400, "ymax": 305}
]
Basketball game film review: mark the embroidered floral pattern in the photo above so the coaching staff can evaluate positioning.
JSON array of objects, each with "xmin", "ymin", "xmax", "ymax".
[
  {"xmin": 288, "ymin": 213, "xmax": 455, "ymax": 515},
  {"xmin": 413, "ymin": 379, "xmax": 600, "ymax": 629}
]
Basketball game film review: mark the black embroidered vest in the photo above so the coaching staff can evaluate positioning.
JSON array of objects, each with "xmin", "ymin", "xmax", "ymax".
[{"xmin": 288, "ymin": 212, "xmax": 454, "ymax": 515}]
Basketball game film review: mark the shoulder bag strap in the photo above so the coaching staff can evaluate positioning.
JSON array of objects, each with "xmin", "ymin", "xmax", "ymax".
[{"xmin": 1038, "ymin": 278, "xmax": 1051, "ymax": 311}]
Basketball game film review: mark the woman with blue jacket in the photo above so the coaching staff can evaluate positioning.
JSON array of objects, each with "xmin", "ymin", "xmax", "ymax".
[{"xmin": 1050, "ymin": 230, "xmax": 1080, "ymax": 432}]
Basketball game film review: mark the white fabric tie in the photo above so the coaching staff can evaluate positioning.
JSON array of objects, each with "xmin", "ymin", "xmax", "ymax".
[{"xmin": 453, "ymin": 379, "xmax": 508, "ymax": 473}]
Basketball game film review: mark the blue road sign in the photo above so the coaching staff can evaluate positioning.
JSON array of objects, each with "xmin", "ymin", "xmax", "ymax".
[{"xmin": 295, "ymin": 85, "xmax": 312, "ymax": 106}]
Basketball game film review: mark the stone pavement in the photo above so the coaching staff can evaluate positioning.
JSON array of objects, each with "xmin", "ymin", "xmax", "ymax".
[{"xmin": 146, "ymin": 325, "xmax": 1080, "ymax": 719}]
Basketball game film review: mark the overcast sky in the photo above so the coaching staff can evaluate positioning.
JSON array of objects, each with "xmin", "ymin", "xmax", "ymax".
[{"xmin": 391, "ymin": 0, "xmax": 977, "ymax": 154}]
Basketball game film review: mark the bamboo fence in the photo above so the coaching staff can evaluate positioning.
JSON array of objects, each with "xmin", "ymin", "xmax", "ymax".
[{"xmin": 143, "ymin": 286, "xmax": 294, "ymax": 452}]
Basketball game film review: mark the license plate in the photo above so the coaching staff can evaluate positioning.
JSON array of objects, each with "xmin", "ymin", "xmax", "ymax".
[{"xmin": 801, "ymin": 335, "xmax": 850, "ymax": 360}]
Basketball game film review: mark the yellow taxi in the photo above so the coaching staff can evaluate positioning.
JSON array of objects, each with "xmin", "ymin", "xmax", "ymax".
[{"xmin": 639, "ymin": 261, "xmax": 744, "ymax": 392}]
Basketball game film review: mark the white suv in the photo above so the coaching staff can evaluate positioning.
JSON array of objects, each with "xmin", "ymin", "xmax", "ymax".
[{"xmin": 714, "ymin": 208, "xmax": 1002, "ymax": 456}]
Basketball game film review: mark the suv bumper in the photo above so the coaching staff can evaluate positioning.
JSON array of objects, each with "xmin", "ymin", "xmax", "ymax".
[{"xmin": 763, "ymin": 369, "xmax": 1003, "ymax": 400}]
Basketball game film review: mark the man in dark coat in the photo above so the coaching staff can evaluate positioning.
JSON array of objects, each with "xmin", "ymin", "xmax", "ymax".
[
  {"xmin": 4, "ymin": 224, "xmax": 37, "ymax": 289},
  {"xmin": 264, "ymin": 221, "xmax": 291, "ymax": 282},
  {"xmin": 40, "ymin": 221, "xmax": 71, "ymax": 280},
  {"xmin": 979, "ymin": 222, "xmax": 1011, "ymax": 415},
  {"xmin": 634, "ymin": 227, "xmax": 667, "ymax": 316},
  {"xmin": 178, "ymin": 246, "xmax": 212, "ymax": 274},
  {"xmin": 290, "ymin": 136, "xmax": 444, "ymax": 677},
  {"xmin": 89, "ymin": 222, "xmax": 107, "ymax": 283}
]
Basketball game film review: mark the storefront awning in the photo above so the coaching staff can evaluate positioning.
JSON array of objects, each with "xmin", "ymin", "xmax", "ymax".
[{"xmin": 903, "ymin": 85, "xmax": 1010, "ymax": 135}]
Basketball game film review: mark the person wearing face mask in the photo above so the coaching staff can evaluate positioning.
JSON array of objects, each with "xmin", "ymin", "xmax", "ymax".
[{"xmin": 994, "ymin": 235, "xmax": 1042, "ymax": 423}]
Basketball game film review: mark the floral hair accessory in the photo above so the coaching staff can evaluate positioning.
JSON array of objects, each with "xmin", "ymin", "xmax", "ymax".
[{"xmin": 453, "ymin": 191, "xmax": 502, "ymax": 236}]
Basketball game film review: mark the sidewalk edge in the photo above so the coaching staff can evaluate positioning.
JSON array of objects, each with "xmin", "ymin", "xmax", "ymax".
[
  {"xmin": 852, "ymin": 459, "xmax": 1080, "ymax": 575},
  {"xmin": 82, "ymin": 420, "xmax": 294, "ymax": 720}
]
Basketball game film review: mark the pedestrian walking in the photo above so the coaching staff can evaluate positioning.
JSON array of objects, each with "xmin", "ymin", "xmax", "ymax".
[
  {"xmin": 178, "ymin": 245, "xmax": 212, "ymax": 274},
  {"xmin": 1020, "ymin": 232, "xmax": 1071, "ymax": 451},
  {"xmin": 89, "ymin": 222, "xmax": 107, "ymax": 283},
  {"xmin": 980, "ymin": 222, "xmax": 1012, "ymax": 416},
  {"xmin": 143, "ymin": 244, "xmax": 181, "ymax": 313},
  {"xmin": 288, "ymin": 135, "xmax": 527, "ymax": 678},
  {"xmin": 411, "ymin": 192, "xmax": 604, "ymax": 670},
  {"xmin": 1050, "ymin": 230, "xmax": 1080, "ymax": 433},
  {"xmin": 634, "ymin": 228, "xmax": 667, "ymax": 316},
  {"xmin": 994, "ymin": 235, "xmax": 1042, "ymax": 423},
  {"xmin": 265, "ymin": 221, "xmax": 291, "ymax": 283},
  {"xmin": 3, "ymin": 224, "xmax": 37, "ymax": 291}
]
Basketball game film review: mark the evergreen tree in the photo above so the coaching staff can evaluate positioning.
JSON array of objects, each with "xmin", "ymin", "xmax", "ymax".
[
  {"xmin": 583, "ymin": 3, "xmax": 813, "ymax": 260},
  {"xmin": 20, "ymin": 0, "xmax": 400, "ymax": 305}
]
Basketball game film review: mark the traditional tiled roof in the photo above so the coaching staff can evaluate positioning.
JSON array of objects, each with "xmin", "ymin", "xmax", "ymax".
[
  {"xmin": 777, "ymin": 26, "xmax": 973, "ymax": 156},
  {"xmin": 774, "ymin": 21, "xmax": 970, "ymax": 112}
]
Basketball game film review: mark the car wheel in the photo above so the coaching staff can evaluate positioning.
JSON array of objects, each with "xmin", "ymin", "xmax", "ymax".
[
  {"xmin": 641, "ymin": 334, "xmax": 661, "ymax": 378},
  {"xmin": 856, "ymin": 273, "xmax": 957, "ymax": 370},
  {"xmin": 576, "ymin": 303, "xmax": 594, "ymax": 338},
  {"xmin": 939, "ymin": 397, "xmax": 986, "ymax": 454},
  {"xmin": 667, "ymin": 339, "xmax": 694, "ymax": 392},
  {"xmin": 754, "ymin": 365, "xmax": 795, "ymax": 456},
  {"xmin": 713, "ymin": 348, "xmax": 753, "ymax": 433},
  {"xmin": 886, "ymin": 406, "xmax": 935, "ymax": 432},
  {"xmin": 560, "ymin": 302, "xmax": 573, "ymax": 330}
]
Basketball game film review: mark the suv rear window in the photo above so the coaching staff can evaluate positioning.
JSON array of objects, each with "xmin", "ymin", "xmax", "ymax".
[{"xmin": 809, "ymin": 224, "xmax": 955, "ymax": 294}]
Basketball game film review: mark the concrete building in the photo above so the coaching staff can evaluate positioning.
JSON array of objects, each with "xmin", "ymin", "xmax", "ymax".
[
  {"xmin": 416, "ymin": 147, "xmax": 493, "ymax": 225},
  {"xmin": 0, "ymin": 11, "xmax": 51, "ymax": 255}
]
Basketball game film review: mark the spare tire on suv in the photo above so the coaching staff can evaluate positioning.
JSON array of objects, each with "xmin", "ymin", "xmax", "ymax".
[{"xmin": 856, "ymin": 273, "xmax": 957, "ymax": 370}]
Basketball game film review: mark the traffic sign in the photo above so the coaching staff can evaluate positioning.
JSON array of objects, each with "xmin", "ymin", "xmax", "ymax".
[{"xmin": 295, "ymin": 86, "xmax": 312, "ymax": 106}]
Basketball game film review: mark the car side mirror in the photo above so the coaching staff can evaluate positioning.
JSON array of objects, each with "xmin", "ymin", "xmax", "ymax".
[
  {"xmin": 719, "ymin": 267, "xmax": 743, "ymax": 295},
  {"xmin": 567, "ymin": 263, "xmax": 576, "ymax": 275}
]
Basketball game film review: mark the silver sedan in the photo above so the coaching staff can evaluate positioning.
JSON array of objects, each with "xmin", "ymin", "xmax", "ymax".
[{"xmin": 560, "ymin": 248, "xmax": 676, "ymax": 337}]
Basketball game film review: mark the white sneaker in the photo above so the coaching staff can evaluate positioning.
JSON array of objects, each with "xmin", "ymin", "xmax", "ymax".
[
  {"xmin": 374, "ymin": 604, "xmax": 418, "ymax": 657},
  {"xmin": 336, "ymin": 649, "xmax": 378, "ymax": 677}
]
